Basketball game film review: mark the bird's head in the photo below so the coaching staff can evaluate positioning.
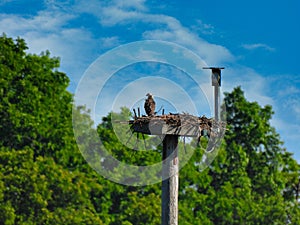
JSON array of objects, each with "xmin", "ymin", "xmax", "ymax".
[{"xmin": 146, "ymin": 93, "xmax": 153, "ymax": 97}]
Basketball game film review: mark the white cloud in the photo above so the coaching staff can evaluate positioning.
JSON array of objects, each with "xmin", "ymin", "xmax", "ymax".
[
  {"xmin": 1, "ymin": 8, "xmax": 105, "ymax": 92},
  {"xmin": 44, "ymin": 0, "xmax": 75, "ymax": 11},
  {"xmin": 143, "ymin": 25, "xmax": 234, "ymax": 65},
  {"xmin": 33, "ymin": 11, "xmax": 75, "ymax": 31},
  {"xmin": 0, "ymin": 15, "xmax": 32, "ymax": 33},
  {"xmin": 242, "ymin": 43, "xmax": 275, "ymax": 52},
  {"xmin": 90, "ymin": 2, "xmax": 235, "ymax": 65},
  {"xmin": 0, "ymin": 11, "xmax": 79, "ymax": 56},
  {"xmin": 192, "ymin": 19, "xmax": 215, "ymax": 35},
  {"xmin": 278, "ymin": 85, "xmax": 300, "ymax": 97},
  {"xmin": 100, "ymin": 36, "xmax": 121, "ymax": 49},
  {"xmin": 100, "ymin": 7, "xmax": 142, "ymax": 26},
  {"xmin": 0, "ymin": 10, "xmax": 74, "ymax": 34},
  {"xmin": 72, "ymin": 0, "xmax": 235, "ymax": 65},
  {"xmin": 221, "ymin": 66, "xmax": 274, "ymax": 107},
  {"xmin": 73, "ymin": 0, "xmax": 147, "ymax": 26},
  {"xmin": 113, "ymin": 0, "xmax": 147, "ymax": 11}
]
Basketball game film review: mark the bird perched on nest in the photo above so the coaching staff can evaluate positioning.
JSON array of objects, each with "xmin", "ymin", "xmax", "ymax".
[{"xmin": 144, "ymin": 93, "xmax": 156, "ymax": 116}]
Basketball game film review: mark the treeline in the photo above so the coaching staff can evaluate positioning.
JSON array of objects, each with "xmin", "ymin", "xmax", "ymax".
[{"xmin": 0, "ymin": 35, "xmax": 299, "ymax": 224}]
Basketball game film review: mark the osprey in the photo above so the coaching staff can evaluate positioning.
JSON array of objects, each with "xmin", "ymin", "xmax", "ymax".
[{"xmin": 144, "ymin": 93, "xmax": 156, "ymax": 116}]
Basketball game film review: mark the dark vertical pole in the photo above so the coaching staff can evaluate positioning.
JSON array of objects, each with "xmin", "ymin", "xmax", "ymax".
[
  {"xmin": 162, "ymin": 135, "xmax": 179, "ymax": 225},
  {"xmin": 203, "ymin": 67, "xmax": 223, "ymax": 121},
  {"xmin": 212, "ymin": 68, "xmax": 221, "ymax": 121},
  {"xmin": 214, "ymin": 85, "xmax": 219, "ymax": 121}
]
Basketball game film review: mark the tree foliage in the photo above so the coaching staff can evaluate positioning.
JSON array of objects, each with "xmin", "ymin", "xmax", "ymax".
[
  {"xmin": 0, "ymin": 35, "xmax": 104, "ymax": 224},
  {"xmin": 0, "ymin": 35, "xmax": 299, "ymax": 224}
]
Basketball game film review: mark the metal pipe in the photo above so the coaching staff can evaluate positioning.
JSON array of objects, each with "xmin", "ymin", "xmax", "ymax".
[{"xmin": 203, "ymin": 67, "xmax": 224, "ymax": 121}]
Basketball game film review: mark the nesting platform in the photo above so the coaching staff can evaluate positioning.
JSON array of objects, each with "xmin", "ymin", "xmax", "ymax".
[{"xmin": 129, "ymin": 113, "xmax": 221, "ymax": 137}]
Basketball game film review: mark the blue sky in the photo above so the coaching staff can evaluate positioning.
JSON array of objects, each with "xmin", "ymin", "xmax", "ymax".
[{"xmin": 1, "ymin": 0, "xmax": 300, "ymax": 160}]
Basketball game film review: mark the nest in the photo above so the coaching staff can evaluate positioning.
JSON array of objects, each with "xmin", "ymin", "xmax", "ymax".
[{"xmin": 129, "ymin": 113, "xmax": 225, "ymax": 137}]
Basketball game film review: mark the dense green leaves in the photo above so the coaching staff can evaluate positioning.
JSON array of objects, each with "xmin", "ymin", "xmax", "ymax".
[
  {"xmin": 0, "ymin": 35, "xmax": 104, "ymax": 224},
  {"xmin": 0, "ymin": 35, "xmax": 299, "ymax": 224},
  {"xmin": 0, "ymin": 35, "xmax": 73, "ymax": 161}
]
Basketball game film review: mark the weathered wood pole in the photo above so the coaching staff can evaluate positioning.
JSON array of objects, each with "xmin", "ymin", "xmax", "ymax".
[{"xmin": 162, "ymin": 134, "xmax": 179, "ymax": 225}]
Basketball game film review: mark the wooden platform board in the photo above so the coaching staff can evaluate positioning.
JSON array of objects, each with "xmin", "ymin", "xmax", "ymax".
[{"xmin": 129, "ymin": 114, "xmax": 214, "ymax": 137}]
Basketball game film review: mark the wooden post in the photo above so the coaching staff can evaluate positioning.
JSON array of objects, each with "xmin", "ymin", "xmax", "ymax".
[
  {"xmin": 129, "ymin": 114, "xmax": 218, "ymax": 225},
  {"xmin": 162, "ymin": 135, "xmax": 179, "ymax": 225}
]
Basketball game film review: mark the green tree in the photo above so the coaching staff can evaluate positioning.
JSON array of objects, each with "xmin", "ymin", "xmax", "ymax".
[
  {"xmin": 0, "ymin": 34, "xmax": 83, "ymax": 168},
  {"xmin": 0, "ymin": 147, "xmax": 104, "ymax": 224},
  {"xmin": 0, "ymin": 35, "xmax": 105, "ymax": 224},
  {"xmin": 178, "ymin": 87, "xmax": 300, "ymax": 224}
]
